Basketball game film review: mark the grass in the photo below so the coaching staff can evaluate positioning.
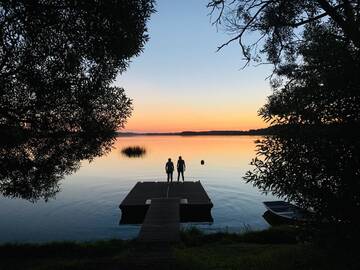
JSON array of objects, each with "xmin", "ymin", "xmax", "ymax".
[
  {"xmin": 0, "ymin": 239, "xmax": 133, "ymax": 270},
  {"xmin": 179, "ymin": 225, "xmax": 300, "ymax": 246},
  {"xmin": 1, "ymin": 227, "xmax": 359, "ymax": 270},
  {"xmin": 176, "ymin": 243, "xmax": 338, "ymax": 270},
  {"xmin": 175, "ymin": 227, "xmax": 359, "ymax": 270},
  {"xmin": 121, "ymin": 145, "xmax": 146, "ymax": 158}
]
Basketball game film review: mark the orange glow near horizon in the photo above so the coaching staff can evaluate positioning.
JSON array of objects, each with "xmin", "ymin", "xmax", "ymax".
[
  {"xmin": 115, "ymin": 0, "xmax": 274, "ymax": 134},
  {"xmin": 82, "ymin": 135, "xmax": 262, "ymax": 186},
  {"xmin": 91, "ymin": 135, "xmax": 261, "ymax": 174},
  {"xmin": 122, "ymin": 99, "xmax": 268, "ymax": 133}
]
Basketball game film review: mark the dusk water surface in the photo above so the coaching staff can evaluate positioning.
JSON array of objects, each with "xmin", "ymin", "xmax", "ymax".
[{"xmin": 0, "ymin": 136, "xmax": 276, "ymax": 243}]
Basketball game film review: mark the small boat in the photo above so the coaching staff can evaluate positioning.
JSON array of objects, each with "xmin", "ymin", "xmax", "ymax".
[{"xmin": 263, "ymin": 201, "xmax": 309, "ymax": 222}]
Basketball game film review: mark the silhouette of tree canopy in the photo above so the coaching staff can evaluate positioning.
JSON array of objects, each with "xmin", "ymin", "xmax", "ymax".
[
  {"xmin": 0, "ymin": 132, "xmax": 115, "ymax": 202},
  {"xmin": 208, "ymin": 0, "xmax": 360, "ymax": 66},
  {"xmin": 244, "ymin": 126, "xmax": 360, "ymax": 231},
  {"xmin": 259, "ymin": 23, "xmax": 360, "ymax": 125},
  {"xmin": 0, "ymin": 0, "xmax": 154, "ymax": 133},
  {"xmin": 208, "ymin": 0, "xmax": 360, "ymax": 125}
]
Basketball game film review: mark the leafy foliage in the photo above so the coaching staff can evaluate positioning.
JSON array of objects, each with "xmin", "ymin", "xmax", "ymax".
[
  {"xmin": 208, "ymin": 0, "xmax": 360, "ymax": 65},
  {"xmin": 244, "ymin": 126, "xmax": 360, "ymax": 230},
  {"xmin": 260, "ymin": 23, "xmax": 360, "ymax": 125},
  {"xmin": 208, "ymin": 0, "xmax": 360, "ymax": 125},
  {"xmin": 0, "ymin": 0, "xmax": 154, "ymax": 133}
]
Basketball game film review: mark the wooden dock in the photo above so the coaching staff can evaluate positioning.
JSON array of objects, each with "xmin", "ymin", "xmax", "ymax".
[
  {"xmin": 138, "ymin": 198, "xmax": 180, "ymax": 242},
  {"xmin": 119, "ymin": 181, "xmax": 212, "ymax": 268},
  {"xmin": 119, "ymin": 181, "xmax": 213, "ymax": 224}
]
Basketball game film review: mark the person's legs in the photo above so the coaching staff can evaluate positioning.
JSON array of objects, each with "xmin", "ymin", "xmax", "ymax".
[
  {"xmin": 177, "ymin": 170, "xmax": 180, "ymax": 182},
  {"xmin": 181, "ymin": 170, "xmax": 184, "ymax": 181},
  {"xmin": 167, "ymin": 172, "xmax": 170, "ymax": 182},
  {"xmin": 170, "ymin": 172, "xmax": 173, "ymax": 182}
]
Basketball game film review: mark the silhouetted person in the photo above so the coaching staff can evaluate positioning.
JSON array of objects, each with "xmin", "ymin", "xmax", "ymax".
[
  {"xmin": 165, "ymin": 158, "xmax": 174, "ymax": 182},
  {"xmin": 177, "ymin": 156, "xmax": 186, "ymax": 182}
]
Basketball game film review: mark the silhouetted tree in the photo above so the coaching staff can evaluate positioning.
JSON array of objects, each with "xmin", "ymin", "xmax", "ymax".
[
  {"xmin": 210, "ymin": 1, "xmax": 360, "ymax": 237},
  {"xmin": 0, "ymin": 0, "xmax": 154, "ymax": 134},
  {"xmin": 208, "ymin": 0, "xmax": 360, "ymax": 124},
  {"xmin": 259, "ymin": 23, "xmax": 360, "ymax": 125},
  {"xmin": 208, "ymin": 0, "xmax": 360, "ymax": 66},
  {"xmin": 244, "ymin": 126, "xmax": 360, "ymax": 234}
]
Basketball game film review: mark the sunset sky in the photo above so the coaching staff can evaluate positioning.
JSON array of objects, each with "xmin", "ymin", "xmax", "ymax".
[{"xmin": 116, "ymin": 0, "xmax": 272, "ymax": 132}]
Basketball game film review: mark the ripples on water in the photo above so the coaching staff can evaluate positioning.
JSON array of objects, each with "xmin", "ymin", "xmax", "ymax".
[{"xmin": 0, "ymin": 136, "xmax": 276, "ymax": 243}]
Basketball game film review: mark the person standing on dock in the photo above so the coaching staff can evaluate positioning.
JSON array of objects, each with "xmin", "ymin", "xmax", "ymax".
[
  {"xmin": 177, "ymin": 156, "xmax": 186, "ymax": 182},
  {"xmin": 165, "ymin": 158, "xmax": 174, "ymax": 182}
]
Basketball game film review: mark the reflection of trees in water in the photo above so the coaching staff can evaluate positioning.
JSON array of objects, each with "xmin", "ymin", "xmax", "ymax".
[
  {"xmin": 0, "ymin": 1, "xmax": 154, "ymax": 201},
  {"xmin": 0, "ymin": 1, "xmax": 156, "ymax": 202},
  {"xmin": 0, "ymin": 133, "xmax": 115, "ymax": 202},
  {"xmin": 245, "ymin": 126, "xmax": 360, "ymax": 228}
]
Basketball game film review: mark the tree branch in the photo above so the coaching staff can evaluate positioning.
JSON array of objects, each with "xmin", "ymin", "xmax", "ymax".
[{"xmin": 316, "ymin": 0, "xmax": 360, "ymax": 48}]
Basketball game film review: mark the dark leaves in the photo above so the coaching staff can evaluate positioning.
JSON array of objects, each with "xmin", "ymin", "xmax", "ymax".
[
  {"xmin": 0, "ymin": 0, "xmax": 154, "ymax": 133},
  {"xmin": 244, "ymin": 126, "xmax": 360, "ymax": 228}
]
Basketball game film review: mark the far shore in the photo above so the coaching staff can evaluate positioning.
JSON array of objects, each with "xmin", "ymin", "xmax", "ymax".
[
  {"xmin": 117, "ymin": 123, "xmax": 360, "ymax": 137},
  {"xmin": 117, "ymin": 127, "xmax": 275, "ymax": 137}
]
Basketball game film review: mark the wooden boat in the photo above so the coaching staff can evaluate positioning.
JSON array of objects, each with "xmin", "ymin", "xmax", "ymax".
[{"xmin": 263, "ymin": 201, "xmax": 309, "ymax": 222}]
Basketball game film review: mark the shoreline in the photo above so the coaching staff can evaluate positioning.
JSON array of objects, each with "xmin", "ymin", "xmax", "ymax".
[
  {"xmin": 117, "ymin": 127, "xmax": 275, "ymax": 137},
  {"xmin": 1, "ymin": 226, "xmax": 358, "ymax": 270}
]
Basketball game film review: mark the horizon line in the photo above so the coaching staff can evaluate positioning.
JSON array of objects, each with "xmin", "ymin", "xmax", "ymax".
[{"xmin": 118, "ymin": 127, "xmax": 271, "ymax": 134}]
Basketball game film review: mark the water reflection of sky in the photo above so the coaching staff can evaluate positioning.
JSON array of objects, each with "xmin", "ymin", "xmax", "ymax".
[{"xmin": 0, "ymin": 136, "xmax": 276, "ymax": 243}]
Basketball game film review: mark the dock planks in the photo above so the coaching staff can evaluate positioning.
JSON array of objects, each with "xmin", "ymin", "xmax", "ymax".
[
  {"xmin": 138, "ymin": 198, "xmax": 180, "ymax": 242},
  {"xmin": 119, "ymin": 181, "xmax": 213, "ymax": 267},
  {"xmin": 119, "ymin": 181, "xmax": 213, "ymax": 224}
]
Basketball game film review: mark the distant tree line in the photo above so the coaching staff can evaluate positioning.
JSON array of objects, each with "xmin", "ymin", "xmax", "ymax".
[{"xmin": 117, "ymin": 127, "xmax": 279, "ymax": 136}]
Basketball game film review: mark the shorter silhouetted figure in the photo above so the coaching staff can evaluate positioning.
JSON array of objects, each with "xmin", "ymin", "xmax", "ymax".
[
  {"xmin": 177, "ymin": 156, "xmax": 186, "ymax": 182},
  {"xmin": 165, "ymin": 158, "xmax": 174, "ymax": 182},
  {"xmin": 201, "ymin": 160, "xmax": 205, "ymax": 165}
]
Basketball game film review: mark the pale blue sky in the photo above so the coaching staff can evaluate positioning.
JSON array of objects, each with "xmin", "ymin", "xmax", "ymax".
[{"xmin": 115, "ymin": 0, "xmax": 272, "ymax": 132}]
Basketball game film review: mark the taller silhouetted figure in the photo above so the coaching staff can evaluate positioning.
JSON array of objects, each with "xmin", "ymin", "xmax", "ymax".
[
  {"xmin": 177, "ymin": 156, "xmax": 186, "ymax": 182},
  {"xmin": 165, "ymin": 158, "xmax": 174, "ymax": 182}
]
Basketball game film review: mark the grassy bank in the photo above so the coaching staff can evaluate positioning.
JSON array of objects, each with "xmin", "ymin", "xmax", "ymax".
[
  {"xmin": 175, "ymin": 227, "xmax": 358, "ymax": 270},
  {"xmin": 0, "ymin": 227, "xmax": 358, "ymax": 270},
  {"xmin": 0, "ymin": 239, "xmax": 132, "ymax": 270}
]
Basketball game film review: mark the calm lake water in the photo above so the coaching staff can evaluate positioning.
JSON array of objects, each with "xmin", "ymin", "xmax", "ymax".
[{"xmin": 0, "ymin": 135, "xmax": 277, "ymax": 243}]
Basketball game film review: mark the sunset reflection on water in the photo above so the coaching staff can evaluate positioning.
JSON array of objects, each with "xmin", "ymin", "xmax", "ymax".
[{"xmin": 0, "ymin": 135, "xmax": 275, "ymax": 243}]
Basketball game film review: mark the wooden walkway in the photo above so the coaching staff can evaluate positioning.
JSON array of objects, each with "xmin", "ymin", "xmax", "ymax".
[
  {"xmin": 138, "ymin": 198, "xmax": 180, "ymax": 242},
  {"xmin": 119, "ymin": 181, "xmax": 213, "ymax": 268},
  {"xmin": 119, "ymin": 181, "xmax": 213, "ymax": 224}
]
